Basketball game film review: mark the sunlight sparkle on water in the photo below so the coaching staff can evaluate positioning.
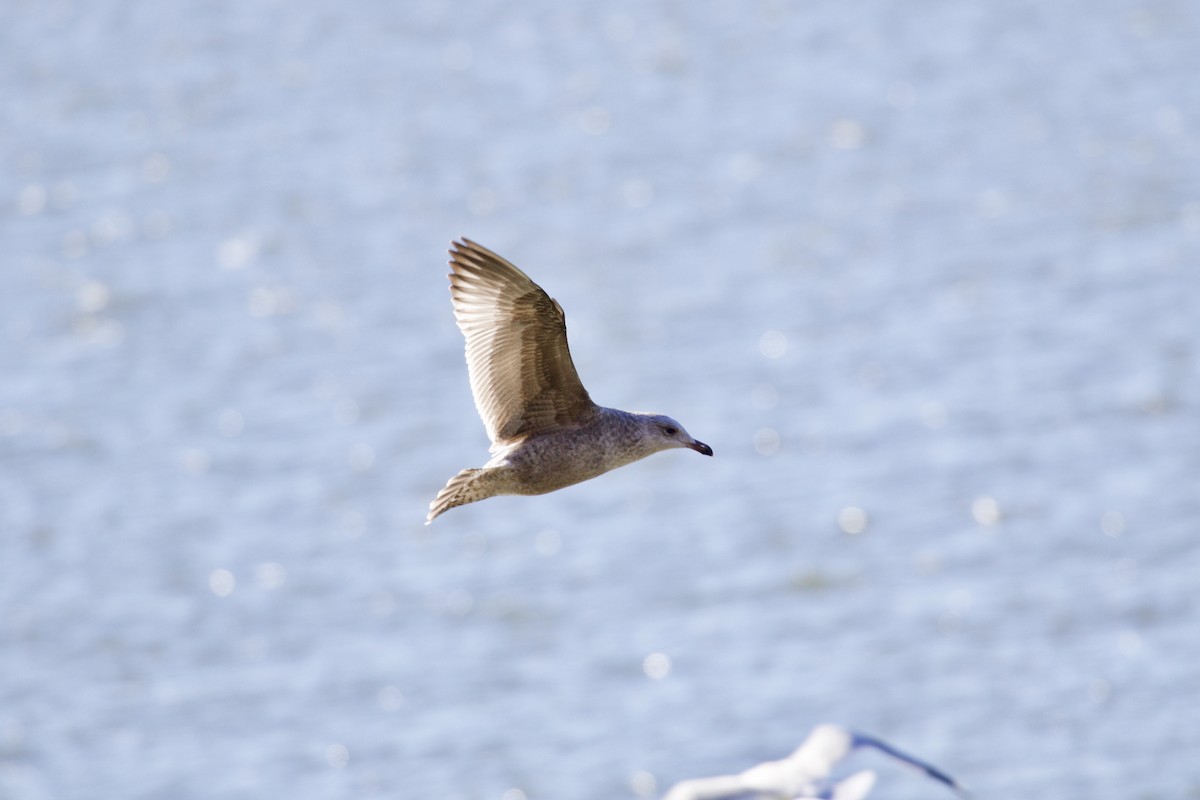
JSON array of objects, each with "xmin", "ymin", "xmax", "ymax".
[
  {"xmin": 248, "ymin": 286, "xmax": 295, "ymax": 317},
  {"xmin": 325, "ymin": 744, "xmax": 349, "ymax": 769},
  {"xmin": 91, "ymin": 211, "xmax": 133, "ymax": 245},
  {"xmin": 254, "ymin": 562, "xmax": 286, "ymax": 590},
  {"xmin": 758, "ymin": 330, "xmax": 787, "ymax": 359},
  {"xmin": 333, "ymin": 398, "xmax": 360, "ymax": 426},
  {"xmin": 829, "ymin": 119, "xmax": 865, "ymax": 150},
  {"xmin": 1101, "ymin": 511, "xmax": 1125, "ymax": 538},
  {"xmin": 377, "ymin": 686, "xmax": 404, "ymax": 712},
  {"xmin": 971, "ymin": 496, "xmax": 1001, "ymax": 526},
  {"xmin": 727, "ymin": 152, "xmax": 763, "ymax": 183},
  {"xmin": 643, "ymin": 652, "xmax": 671, "ymax": 679},
  {"xmin": 18, "ymin": 184, "xmax": 46, "ymax": 215},
  {"xmin": 838, "ymin": 506, "xmax": 869, "ymax": 535},
  {"xmin": 179, "ymin": 448, "xmax": 211, "ymax": 475},
  {"xmin": 76, "ymin": 280, "xmax": 110, "ymax": 313},
  {"xmin": 209, "ymin": 569, "xmax": 235, "ymax": 597},
  {"xmin": 630, "ymin": 770, "xmax": 658, "ymax": 797},
  {"xmin": 753, "ymin": 427, "xmax": 780, "ymax": 456},
  {"xmin": 73, "ymin": 314, "xmax": 125, "ymax": 347},
  {"xmin": 217, "ymin": 234, "xmax": 259, "ymax": 270},
  {"xmin": 1117, "ymin": 631, "xmax": 1142, "ymax": 658}
]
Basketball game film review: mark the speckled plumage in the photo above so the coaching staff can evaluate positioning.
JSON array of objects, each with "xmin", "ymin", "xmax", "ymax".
[{"xmin": 427, "ymin": 239, "xmax": 712, "ymax": 524}]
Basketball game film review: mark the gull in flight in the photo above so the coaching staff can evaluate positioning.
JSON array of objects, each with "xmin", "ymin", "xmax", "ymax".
[
  {"xmin": 662, "ymin": 724, "xmax": 969, "ymax": 800},
  {"xmin": 427, "ymin": 239, "xmax": 712, "ymax": 524}
]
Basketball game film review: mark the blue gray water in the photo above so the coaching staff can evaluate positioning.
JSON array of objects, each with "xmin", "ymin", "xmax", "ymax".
[{"xmin": 3, "ymin": 1, "xmax": 1199, "ymax": 798}]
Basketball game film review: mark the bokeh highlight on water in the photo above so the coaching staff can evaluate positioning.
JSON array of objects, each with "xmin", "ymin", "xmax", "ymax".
[{"xmin": 2, "ymin": 1, "xmax": 1199, "ymax": 798}]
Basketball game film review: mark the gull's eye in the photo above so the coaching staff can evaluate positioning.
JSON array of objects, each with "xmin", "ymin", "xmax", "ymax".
[{"xmin": 663, "ymin": 426, "xmax": 678, "ymax": 436}]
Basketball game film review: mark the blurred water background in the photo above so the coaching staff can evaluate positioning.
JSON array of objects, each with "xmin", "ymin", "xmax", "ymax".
[{"xmin": 3, "ymin": 0, "xmax": 1200, "ymax": 798}]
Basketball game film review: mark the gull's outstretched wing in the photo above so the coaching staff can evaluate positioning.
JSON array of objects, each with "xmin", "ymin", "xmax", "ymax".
[
  {"xmin": 448, "ymin": 238, "xmax": 597, "ymax": 448},
  {"xmin": 663, "ymin": 724, "xmax": 969, "ymax": 800},
  {"xmin": 849, "ymin": 732, "xmax": 969, "ymax": 798}
]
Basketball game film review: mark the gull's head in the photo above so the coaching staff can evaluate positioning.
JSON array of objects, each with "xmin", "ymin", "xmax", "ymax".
[{"xmin": 642, "ymin": 414, "xmax": 713, "ymax": 457}]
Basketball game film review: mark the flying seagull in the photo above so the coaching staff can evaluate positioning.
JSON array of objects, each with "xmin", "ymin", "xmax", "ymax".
[
  {"xmin": 427, "ymin": 238, "xmax": 712, "ymax": 524},
  {"xmin": 662, "ymin": 724, "xmax": 969, "ymax": 800}
]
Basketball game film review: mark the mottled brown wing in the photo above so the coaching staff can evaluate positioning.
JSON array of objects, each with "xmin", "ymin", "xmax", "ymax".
[{"xmin": 448, "ymin": 238, "xmax": 597, "ymax": 448}]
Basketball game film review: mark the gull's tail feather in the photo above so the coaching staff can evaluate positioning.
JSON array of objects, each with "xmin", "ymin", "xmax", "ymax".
[{"xmin": 426, "ymin": 468, "xmax": 498, "ymax": 524}]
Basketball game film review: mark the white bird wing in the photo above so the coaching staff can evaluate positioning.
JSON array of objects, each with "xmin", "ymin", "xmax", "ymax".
[
  {"xmin": 448, "ymin": 238, "xmax": 597, "ymax": 449},
  {"xmin": 661, "ymin": 725, "xmax": 967, "ymax": 800}
]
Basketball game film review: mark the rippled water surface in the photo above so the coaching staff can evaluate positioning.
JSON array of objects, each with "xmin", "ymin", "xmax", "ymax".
[{"xmin": 3, "ymin": 1, "xmax": 1200, "ymax": 798}]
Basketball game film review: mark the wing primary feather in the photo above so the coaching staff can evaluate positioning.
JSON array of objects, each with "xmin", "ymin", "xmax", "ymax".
[{"xmin": 446, "ymin": 239, "xmax": 597, "ymax": 446}]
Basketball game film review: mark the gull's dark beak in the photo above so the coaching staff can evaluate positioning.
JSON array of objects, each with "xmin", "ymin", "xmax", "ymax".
[{"xmin": 689, "ymin": 440, "xmax": 713, "ymax": 457}]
